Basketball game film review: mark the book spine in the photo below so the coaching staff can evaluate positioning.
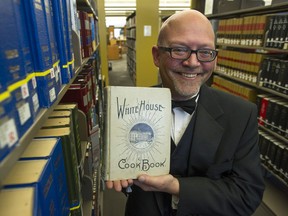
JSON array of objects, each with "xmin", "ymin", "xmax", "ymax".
[
  {"xmin": 51, "ymin": 0, "xmax": 70, "ymax": 84},
  {"xmin": 0, "ymin": 96, "xmax": 19, "ymax": 162},
  {"xmin": 62, "ymin": 0, "xmax": 74, "ymax": 76},
  {"xmin": 0, "ymin": 0, "xmax": 27, "ymax": 86},
  {"xmin": 258, "ymin": 96, "xmax": 269, "ymax": 126},
  {"xmin": 277, "ymin": 103, "xmax": 288, "ymax": 136},
  {"xmin": 278, "ymin": 15, "xmax": 287, "ymax": 49},
  {"xmin": 265, "ymin": 15, "xmax": 275, "ymax": 48},
  {"xmin": 37, "ymin": 159, "xmax": 59, "ymax": 216},
  {"xmin": 61, "ymin": 135, "xmax": 81, "ymax": 207},
  {"xmin": 23, "ymin": 0, "xmax": 53, "ymax": 71}
]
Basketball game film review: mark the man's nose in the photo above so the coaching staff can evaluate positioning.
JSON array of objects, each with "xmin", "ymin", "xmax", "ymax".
[{"xmin": 182, "ymin": 52, "xmax": 200, "ymax": 66}]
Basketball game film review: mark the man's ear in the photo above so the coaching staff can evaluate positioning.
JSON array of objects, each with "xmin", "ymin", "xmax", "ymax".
[{"xmin": 152, "ymin": 46, "xmax": 160, "ymax": 67}]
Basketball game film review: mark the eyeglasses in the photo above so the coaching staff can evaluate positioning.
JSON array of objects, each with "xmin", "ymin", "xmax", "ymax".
[{"xmin": 158, "ymin": 46, "xmax": 218, "ymax": 62}]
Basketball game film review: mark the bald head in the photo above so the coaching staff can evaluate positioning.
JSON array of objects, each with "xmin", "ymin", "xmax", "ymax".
[{"xmin": 158, "ymin": 10, "xmax": 215, "ymax": 46}]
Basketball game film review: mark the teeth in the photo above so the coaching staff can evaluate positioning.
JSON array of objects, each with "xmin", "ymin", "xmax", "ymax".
[{"xmin": 181, "ymin": 73, "xmax": 197, "ymax": 78}]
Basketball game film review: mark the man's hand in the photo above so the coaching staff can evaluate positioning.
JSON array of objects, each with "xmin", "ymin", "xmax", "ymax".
[
  {"xmin": 134, "ymin": 174, "xmax": 179, "ymax": 196},
  {"xmin": 106, "ymin": 179, "xmax": 134, "ymax": 192}
]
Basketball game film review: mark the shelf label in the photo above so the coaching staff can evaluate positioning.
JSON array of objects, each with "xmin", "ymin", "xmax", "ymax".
[{"xmin": 144, "ymin": 25, "xmax": 151, "ymax": 37}]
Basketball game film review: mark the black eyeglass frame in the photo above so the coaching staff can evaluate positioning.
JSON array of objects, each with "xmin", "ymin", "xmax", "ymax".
[{"xmin": 158, "ymin": 46, "xmax": 218, "ymax": 62}]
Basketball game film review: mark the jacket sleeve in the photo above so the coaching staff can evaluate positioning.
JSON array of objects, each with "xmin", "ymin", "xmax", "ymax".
[{"xmin": 176, "ymin": 103, "xmax": 265, "ymax": 216}]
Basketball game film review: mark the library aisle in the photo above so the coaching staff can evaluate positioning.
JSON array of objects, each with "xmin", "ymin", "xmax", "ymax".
[
  {"xmin": 103, "ymin": 54, "xmax": 133, "ymax": 216},
  {"xmin": 107, "ymin": 54, "xmax": 134, "ymax": 87}
]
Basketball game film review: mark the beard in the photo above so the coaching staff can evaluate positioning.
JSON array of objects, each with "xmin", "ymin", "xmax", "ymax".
[{"xmin": 167, "ymin": 69, "xmax": 204, "ymax": 100}]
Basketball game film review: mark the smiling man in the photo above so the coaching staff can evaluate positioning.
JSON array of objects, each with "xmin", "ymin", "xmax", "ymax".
[{"xmin": 106, "ymin": 9, "xmax": 265, "ymax": 216}]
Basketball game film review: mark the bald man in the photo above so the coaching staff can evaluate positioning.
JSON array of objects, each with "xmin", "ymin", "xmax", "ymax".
[{"xmin": 106, "ymin": 10, "xmax": 265, "ymax": 216}]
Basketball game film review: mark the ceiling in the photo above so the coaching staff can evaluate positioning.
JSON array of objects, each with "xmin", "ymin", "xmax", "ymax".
[{"xmin": 104, "ymin": 0, "xmax": 191, "ymax": 16}]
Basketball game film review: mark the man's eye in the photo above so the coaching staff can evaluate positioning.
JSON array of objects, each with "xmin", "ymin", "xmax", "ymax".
[
  {"xmin": 199, "ymin": 50, "xmax": 212, "ymax": 55},
  {"xmin": 173, "ymin": 48, "xmax": 188, "ymax": 53}
]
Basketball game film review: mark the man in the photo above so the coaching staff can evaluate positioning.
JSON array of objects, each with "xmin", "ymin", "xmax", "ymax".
[{"xmin": 106, "ymin": 9, "xmax": 265, "ymax": 216}]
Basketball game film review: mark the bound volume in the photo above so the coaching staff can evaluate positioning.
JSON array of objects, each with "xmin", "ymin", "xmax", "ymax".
[{"xmin": 104, "ymin": 86, "xmax": 172, "ymax": 180}]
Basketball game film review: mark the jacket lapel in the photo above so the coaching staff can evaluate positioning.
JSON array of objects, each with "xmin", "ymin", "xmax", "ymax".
[{"xmin": 187, "ymin": 85, "xmax": 225, "ymax": 174}]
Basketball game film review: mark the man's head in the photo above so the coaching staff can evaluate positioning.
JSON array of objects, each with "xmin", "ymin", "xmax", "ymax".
[{"xmin": 152, "ymin": 10, "xmax": 217, "ymax": 101}]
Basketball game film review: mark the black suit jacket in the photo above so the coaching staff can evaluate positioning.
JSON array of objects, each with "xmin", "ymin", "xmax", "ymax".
[{"xmin": 125, "ymin": 85, "xmax": 265, "ymax": 216}]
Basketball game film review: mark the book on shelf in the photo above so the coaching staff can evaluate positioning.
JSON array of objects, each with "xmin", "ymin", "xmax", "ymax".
[
  {"xmin": 61, "ymin": 0, "xmax": 74, "ymax": 76},
  {"xmin": 0, "ymin": 187, "xmax": 40, "ymax": 215},
  {"xmin": 20, "ymin": 138, "xmax": 70, "ymax": 216},
  {"xmin": 103, "ymin": 86, "xmax": 172, "ymax": 181},
  {"xmin": 2, "ymin": 159, "xmax": 58, "ymax": 215},
  {"xmin": 35, "ymin": 127, "xmax": 81, "ymax": 210},
  {"xmin": 51, "ymin": 0, "xmax": 71, "ymax": 84},
  {"xmin": 48, "ymin": 109, "xmax": 82, "ymax": 165}
]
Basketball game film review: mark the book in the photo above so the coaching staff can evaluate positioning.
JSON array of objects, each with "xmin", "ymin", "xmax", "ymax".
[
  {"xmin": 20, "ymin": 138, "xmax": 70, "ymax": 216},
  {"xmin": 0, "ymin": 95, "xmax": 19, "ymax": 162},
  {"xmin": 103, "ymin": 86, "xmax": 171, "ymax": 181},
  {"xmin": 51, "ymin": 0, "xmax": 70, "ymax": 84},
  {"xmin": 3, "ymin": 159, "xmax": 58, "ymax": 216},
  {"xmin": 48, "ymin": 110, "xmax": 82, "ymax": 165},
  {"xmin": 61, "ymin": 0, "xmax": 74, "ymax": 76},
  {"xmin": 0, "ymin": 0, "xmax": 27, "ymax": 86},
  {"xmin": 54, "ymin": 104, "xmax": 83, "ymax": 160},
  {"xmin": 35, "ymin": 127, "xmax": 81, "ymax": 210},
  {"xmin": 0, "ymin": 187, "xmax": 40, "ymax": 215}
]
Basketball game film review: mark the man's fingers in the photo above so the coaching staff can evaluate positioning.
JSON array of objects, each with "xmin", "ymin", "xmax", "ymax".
[{"xmin": 106, "ymin": 181, "xmax": 113, "ymax": 189}]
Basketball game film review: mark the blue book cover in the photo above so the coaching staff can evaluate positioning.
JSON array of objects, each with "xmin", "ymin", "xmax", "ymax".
[
  {"xmin": 62, "ymin": 0, "xmax": 74, "ymax": 77},
  {"xmin": 35, "ymin": 71, "xmax": 58, "ymax": 107},
  {"xmin": 0, "ymin": 187, "xmax": 41, "ymax": 215},
  {"xmin": 13, "ymin": 0, "xmax": 34, "ymax": 75},
  {"xmin": 0, "ymin": 95, "xmax": 19, "ymax": 162},
  {"xmin": 10, "ymin": 81, "xmax": 34, "ymax": 138},
  {"xmin": 12, "ymin": 1, "xmax": 40, "ymax": 121},
  {"xmin": 20, "ymin": 138, "xmax": 70, "ymax": 216},
  {"xmin": 35, "ymin": 127, "xmax": 81, "ymax": 209},
  {"xmin": 3, "ymin": 159, "xmax": 59, "ymax": 216},
  {"xmin": 44, "ymin": 0, "xmax": 62, "ymax": 99},
  {"xmin": 43, "ymin": 0, "xmax": 59, "ymax": 65},
  {"xmin": 23, "ymin": 0, "xmax": 59, "ymax": 108},
  {"xmin": 0, "ymin": 0, "xmax": 27, "ymax": 86},
  {"xmin": 51, "ymin": 0, "xmax": 71, "ymax": 84},
  {"xmin": 23, "ymin": 0, "xmax": 53, "ymax": 71},
  {"xmin": 27, "ymin": 75, "xmax": 40, "ymax": 121}
]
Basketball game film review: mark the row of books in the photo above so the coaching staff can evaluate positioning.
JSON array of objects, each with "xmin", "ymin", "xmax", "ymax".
[
  {"xmin": 258, "ymin": 130, "xmax": 288, "ymax": 185},
  {"xmin": 259, "ymin": 57, "xmax": 288, "ymax": 95},
  {"xmin": 216, "ymin": 49, "xmax": 264, "ymax": 84},
  {"xmin": 216, "ymin": 14, "xmax": 288, "ymax": 49},
  {"xmin": 257, "ymin": 94, "xmax": 288, "ymax": 139},
  {"xmin": 212, "ymin": 75, "xmax": 257, "ymax": 102},
  {"xmin": 0, "ymin": 101, "xmax": 101, "ymax": 215},
  {"xmin": 216, "ymin": 50, "xmax": 288, "ymax": 95},
  {"xmin": 0, "ymin": 0, "xmax": 101, "ymax": 162},
  {"xmin": 1, "ymin": 103, "xmax": 82, "ymax": 216},
  {"xmin": 61, "ymin": 59, "xmax": 99, "ymax": 135},
  {"xmin": 78, "ymin": 11, "xmax": 99, "ymax": 58},
  {"xmin": 0, "ymin": 0, "xmax": 67, "ymax": 162}
]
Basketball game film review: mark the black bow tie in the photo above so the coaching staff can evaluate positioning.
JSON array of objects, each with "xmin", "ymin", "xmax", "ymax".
[{"xmin": 172, "ymin": 98, "xmax": 197, "ymax": 114}]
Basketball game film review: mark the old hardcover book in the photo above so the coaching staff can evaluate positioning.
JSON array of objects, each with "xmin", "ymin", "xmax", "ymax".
[
  {"xmin": 104, "ymin": 86, "xmax": 172, "ymax": 181},
  {"xmin": 35, "ymin": 127, "xmax": 81, "ymax": 209},
  {"xmin": 48, "ymin": 110, "xmax": 82, "ymax": 165}
]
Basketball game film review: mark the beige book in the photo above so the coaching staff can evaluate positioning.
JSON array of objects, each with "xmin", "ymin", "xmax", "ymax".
[{"xmin": 104, "ymin": 86, "xmax": 172, "ymax": 180}]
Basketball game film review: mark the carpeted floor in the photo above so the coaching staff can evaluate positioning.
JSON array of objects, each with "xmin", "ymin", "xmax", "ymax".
[{"xmin": 108, "ymin": 54, "xmax": 135, "ymax": 87}]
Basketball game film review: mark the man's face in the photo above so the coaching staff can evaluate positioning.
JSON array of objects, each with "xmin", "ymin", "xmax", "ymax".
[{"xmin": 153, "ymin": 15, "xmax": 216, "ymax": 101}]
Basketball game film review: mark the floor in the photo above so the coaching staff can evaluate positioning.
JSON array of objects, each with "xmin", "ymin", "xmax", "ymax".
[{"xmin": 103, "ymin": 54, "xmax": 134, "ymax": 216}]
